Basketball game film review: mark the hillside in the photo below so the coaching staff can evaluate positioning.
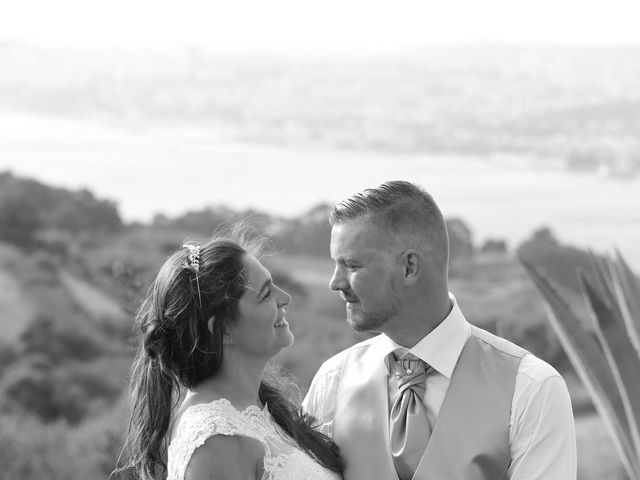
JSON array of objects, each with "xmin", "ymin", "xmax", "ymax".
[
  {"xmin": 0, "ymin": 245, "xmax": 35, "ymax": 341},
  {"xmin": 0, "ymin": 173, "xmax": 633, "ymax": 479}
]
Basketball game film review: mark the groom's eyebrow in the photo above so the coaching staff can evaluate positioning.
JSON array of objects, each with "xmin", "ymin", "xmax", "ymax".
[{"xmin": 336, "ymin": 256, "xmax": 359, "ymax": 265}]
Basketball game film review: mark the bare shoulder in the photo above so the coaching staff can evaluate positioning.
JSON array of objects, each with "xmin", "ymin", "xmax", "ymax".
[{"xmin": 185, "ymin": 434, "xmax": 265, "ymax": 480}]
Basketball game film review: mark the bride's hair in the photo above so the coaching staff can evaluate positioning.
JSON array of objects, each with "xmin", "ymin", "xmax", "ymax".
[{"xmin": 112, "ymin": 229, "xmax": 344, "ymax": 480}]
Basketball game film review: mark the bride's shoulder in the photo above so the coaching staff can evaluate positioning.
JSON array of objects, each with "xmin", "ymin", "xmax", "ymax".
[
  {"xmin": 167, "ymin": 399, "xmax": 267, "ymax": 480},
  {"xmin": 174, "ymin": 398, "xmax": 252, "ymax": 438},
  {"xmin": 183, "ymin": 432, "xmax": 264, "ymax": 480}
]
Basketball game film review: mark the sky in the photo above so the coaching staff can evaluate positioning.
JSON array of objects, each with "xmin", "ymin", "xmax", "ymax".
[{"xmin": 2, "ymin": 0, "xmax": 640, "ymax": 51}]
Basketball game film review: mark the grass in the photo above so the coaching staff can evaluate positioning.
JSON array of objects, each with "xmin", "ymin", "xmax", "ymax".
[
  {"xmin": 0, "ymin": 269, "xmax": 34, "ymax": 342},
  {"xmin": 0, "ymin": 243, "xmax": 39, "ymax": 342},
  {"xmin": 58, "ymin": 270, "xmax": 124, "ymax": 321}
]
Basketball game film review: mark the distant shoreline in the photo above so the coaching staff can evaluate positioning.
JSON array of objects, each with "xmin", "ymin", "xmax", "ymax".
[{"xmin": 1, "ymin": 112, "xmax": 639, "ymax": 270}]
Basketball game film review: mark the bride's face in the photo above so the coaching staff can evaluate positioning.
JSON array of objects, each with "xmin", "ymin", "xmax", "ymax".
[{"xmin": 226, "ymin": 254, "xmax": 293, "ymax": 359}]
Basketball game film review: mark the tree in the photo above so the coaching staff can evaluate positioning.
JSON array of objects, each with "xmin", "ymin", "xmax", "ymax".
[
  {"xmin": 446, "ymin": 218, "xmax": 474, "ymax": 262},
  {"xmin": 0, "ymin": 192, "xmax": 42, "ymax": 247}
]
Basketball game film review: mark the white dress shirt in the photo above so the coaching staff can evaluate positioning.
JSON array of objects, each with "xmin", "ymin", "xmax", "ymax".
[{"xmin": 304, "ymin": 294, "xmax": 577, "ymax": 480}]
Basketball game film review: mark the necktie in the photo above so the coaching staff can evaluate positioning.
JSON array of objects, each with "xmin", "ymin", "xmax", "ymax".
[{"xmin": 389, "ymin": 353, "xmax": 431, "ymax": 480}]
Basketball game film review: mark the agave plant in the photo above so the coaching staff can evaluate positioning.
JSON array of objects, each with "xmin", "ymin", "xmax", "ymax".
[{"xmin": 519, "ymin": 250, "xmax": 640, "ymax": 480}]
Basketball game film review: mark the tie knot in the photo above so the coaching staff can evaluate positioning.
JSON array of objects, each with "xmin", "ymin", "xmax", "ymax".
[{"xmin": 391, "ymin": 353, "xmax": 430, "ymax": 385}]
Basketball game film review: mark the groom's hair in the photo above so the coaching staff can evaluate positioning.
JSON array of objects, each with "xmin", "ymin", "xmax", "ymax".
[{"xmin": 330, "ymin": 180, "xmax": 449, "ymax": 271}]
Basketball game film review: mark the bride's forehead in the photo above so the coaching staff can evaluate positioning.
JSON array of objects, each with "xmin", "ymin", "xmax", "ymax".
[{"xmin": 242, "ymin": 254, "xmax": 270, "ymax": 284}]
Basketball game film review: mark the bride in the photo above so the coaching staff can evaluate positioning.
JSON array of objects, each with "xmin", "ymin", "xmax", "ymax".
[{"xmin": 113, "ymin": 233, "xmax": 344, "ymax": 480}]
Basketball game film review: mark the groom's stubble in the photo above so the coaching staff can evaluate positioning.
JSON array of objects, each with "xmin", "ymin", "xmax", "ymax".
[{"xmin": 346, "ymin": 275, "xmax": 402, "ymax": 333}]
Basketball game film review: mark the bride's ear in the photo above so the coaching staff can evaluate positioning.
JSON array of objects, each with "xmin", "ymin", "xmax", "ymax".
[
  {"xmin": 222, "ymin": 332, "xmax": 234, "ymax": 345},
  {"xmin": 208, "ymin": 316, "xmax": 234, "ymax": 344}
]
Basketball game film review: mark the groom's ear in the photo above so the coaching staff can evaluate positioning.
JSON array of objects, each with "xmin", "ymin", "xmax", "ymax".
[{"xmin": 400, "ymin": 249, "xmax": 422, "ymax": 286}]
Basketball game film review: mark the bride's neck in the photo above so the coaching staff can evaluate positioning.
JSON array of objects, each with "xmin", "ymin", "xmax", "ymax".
[{"xmin": 192, "ymin": 355, "xmax": 266, "ymax": 408}]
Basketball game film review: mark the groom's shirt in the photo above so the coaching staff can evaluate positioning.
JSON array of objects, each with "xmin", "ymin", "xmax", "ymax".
[{"xmin": 304, "ymin": 293, "xmax": 577, "ymax": 480}]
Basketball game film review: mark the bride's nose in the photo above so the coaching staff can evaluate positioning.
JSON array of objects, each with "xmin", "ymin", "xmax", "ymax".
[{"xmin": 277, "ymin": 286, "xmax": 292, "ymax": 307}]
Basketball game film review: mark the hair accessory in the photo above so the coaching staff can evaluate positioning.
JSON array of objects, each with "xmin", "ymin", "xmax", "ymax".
[
  {"xmin": 183, "ymin": 243, "xmax": 203, "ymax": 308},
  {"xmin": 183, "ymin": 244, "xmax": 201, "ymax": 272}
]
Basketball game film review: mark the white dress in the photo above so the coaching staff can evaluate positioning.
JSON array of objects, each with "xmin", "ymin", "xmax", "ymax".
[{"xmin": 167, "ymin": 398, "xmax": 342, "ymax": 480}]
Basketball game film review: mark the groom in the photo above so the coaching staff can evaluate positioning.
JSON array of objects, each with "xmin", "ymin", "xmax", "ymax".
[{"xmin": 303, "ymin": 180, "xmax": 576, "ymax": 480}]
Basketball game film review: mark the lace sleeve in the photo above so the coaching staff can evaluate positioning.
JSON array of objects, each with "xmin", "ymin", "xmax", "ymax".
[{"xmin": 166, "ymin": 399, "xmax": 269, "ymax": 480}]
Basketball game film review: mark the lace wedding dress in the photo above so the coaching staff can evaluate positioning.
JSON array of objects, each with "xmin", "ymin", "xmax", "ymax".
[{"xmin": 167, "ymin": 398, "xmax": 341, "ymax": 480}]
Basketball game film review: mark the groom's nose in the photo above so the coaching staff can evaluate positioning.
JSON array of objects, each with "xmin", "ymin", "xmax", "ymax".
[{"xmin": 330, "ymin": 265, "xmax": 347, "ymax": 291}]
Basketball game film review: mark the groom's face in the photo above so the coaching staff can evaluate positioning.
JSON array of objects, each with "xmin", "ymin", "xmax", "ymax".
[{"xmin": 329, "ymin": 218, "xmax": 402, "ymax": 332}]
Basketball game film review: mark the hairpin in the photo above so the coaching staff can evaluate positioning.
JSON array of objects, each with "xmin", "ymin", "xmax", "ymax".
[
  {"xmin": 183, "ymin": 243, "xmax": 203, "ymax": 308},
  {"xmin": 183, "ymin": 244, "xmax": 200, "ymax": 272}
]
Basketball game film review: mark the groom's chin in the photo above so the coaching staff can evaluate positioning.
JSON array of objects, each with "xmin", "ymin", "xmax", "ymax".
[
  {"xmin": 346, "ymin": 312, "xmax": 361, "ymax": 331},
  {"xmin": 347, "ymin": 310, "xmax": 391, "ymax": 334},
  {"xmin": 346, "ymin": 312, "xmax": 369, "ymax": 333}
]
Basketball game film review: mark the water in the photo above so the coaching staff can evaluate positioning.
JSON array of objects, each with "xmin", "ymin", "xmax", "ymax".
[{"xmin": 1, "ymin": 113, "xmax": 638, "ymax": 269}]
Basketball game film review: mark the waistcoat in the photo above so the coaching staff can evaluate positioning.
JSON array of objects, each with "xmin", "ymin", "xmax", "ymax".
[{"xmin": 332, "ymin": 326, "xmax": 527, "ymax": 480}]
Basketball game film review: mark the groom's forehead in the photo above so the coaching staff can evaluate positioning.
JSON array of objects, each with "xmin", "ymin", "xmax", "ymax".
[
  {"xmin": 332, "ymin": 225, "xmax": 410, "ymax": 255},
  {"xmin": 331, "ymin": 218, "xmax": 392, "ymax": 245},
  {"xmin": 330, "ymin": 241, "xmax": 392, "ymax": 264}
]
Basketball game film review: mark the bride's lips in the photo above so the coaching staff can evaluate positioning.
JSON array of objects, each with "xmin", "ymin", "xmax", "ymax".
[{"xmin": 274, "ymin": 310, "xmax": 288, "ymax": 327}]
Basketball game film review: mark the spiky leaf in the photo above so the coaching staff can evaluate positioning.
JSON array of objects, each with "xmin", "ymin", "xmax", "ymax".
[
  {"xmin": 580, "ymin": 272, "xmax": 640, "ymax": 463},
  {"xmin": 519, "ymin": 258, "xmax": 640, "ymax": 478},
  {"xmin": 612, "ymin": 250, "xmax": 640, "ymax": 356}
]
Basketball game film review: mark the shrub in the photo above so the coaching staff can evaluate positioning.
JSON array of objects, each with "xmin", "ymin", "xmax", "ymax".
[
  {"xmin": 0, "ymin": 404, "xmax": 127, "ymax": 480},
  {"xmin": 20, "ymin": 315, "xmax": 107, "ymax": 363}
]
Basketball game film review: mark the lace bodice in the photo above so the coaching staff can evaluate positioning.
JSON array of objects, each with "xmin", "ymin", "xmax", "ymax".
[{"xmin": 167, "ymin": 398, "xmax": 341, "ymax": 480}]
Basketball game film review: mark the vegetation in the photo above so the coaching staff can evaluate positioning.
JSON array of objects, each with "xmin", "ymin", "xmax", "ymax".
[
  {"xmin": 520, "ymin": 250, "xmax": 640, "ymax": 480},
  {"xmin": 0, "ymin": 171, "xmax": 122, "ymax": 249},
  {"xmin": 0, "ymin": 173, "xmax": 631, "ymax": 478}
]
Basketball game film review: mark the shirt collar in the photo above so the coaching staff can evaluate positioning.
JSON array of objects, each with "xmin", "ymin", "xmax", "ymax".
[{"xmin": 382, "ymin": 293, "xmax": 471, "ymax": 379}]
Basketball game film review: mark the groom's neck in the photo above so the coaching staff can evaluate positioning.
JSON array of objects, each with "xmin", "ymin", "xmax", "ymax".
[{"xmin": 383, "ymin": 294, "xmax": 453, "ymax": 347}]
